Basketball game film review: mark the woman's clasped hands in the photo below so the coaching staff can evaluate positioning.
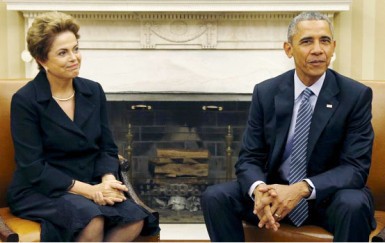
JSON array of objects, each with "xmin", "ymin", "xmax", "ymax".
[{"xmin": 91, "ymin": 174, "xmax": 128, "ymax": 206}]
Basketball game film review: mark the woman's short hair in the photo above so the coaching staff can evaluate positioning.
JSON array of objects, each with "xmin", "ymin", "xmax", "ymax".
[{"xmin": 27, "ymin": 11, "xmax": 80, "ymax": 70}]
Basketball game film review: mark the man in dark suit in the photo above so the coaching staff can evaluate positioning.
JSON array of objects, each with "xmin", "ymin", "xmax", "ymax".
[{"xmin": 201, "ymin": 11, "xmax": 376, "ymax": 242}]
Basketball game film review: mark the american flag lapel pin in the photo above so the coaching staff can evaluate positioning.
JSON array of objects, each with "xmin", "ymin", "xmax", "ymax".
[{"xmin": 326, "ymin": 104, "xmax": 333, "ymax": 108}]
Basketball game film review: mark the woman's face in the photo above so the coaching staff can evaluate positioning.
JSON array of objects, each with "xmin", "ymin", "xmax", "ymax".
[{"xmin": 39, "ymin": 31, "xmax": 81, "ymax": 81}]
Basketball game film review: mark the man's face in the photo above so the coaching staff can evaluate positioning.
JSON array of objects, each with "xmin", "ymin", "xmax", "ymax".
[{"xmin": 284, "ymin": 20, "xmax": 336, "ymax": 85}]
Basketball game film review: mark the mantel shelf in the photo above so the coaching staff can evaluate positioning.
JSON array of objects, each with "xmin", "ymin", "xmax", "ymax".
[
  {"xmin": 106, "ymin": 92, "xmax": 253, "ymax": 102},
  {"xmin": 4, "ymin": 0, "xmax": 351, "ymax": 12}
]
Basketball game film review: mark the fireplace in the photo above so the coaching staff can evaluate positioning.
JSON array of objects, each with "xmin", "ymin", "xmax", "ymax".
[{"xmin": 107, "ymin": 100, "xmax": 250, "ymax": 223}]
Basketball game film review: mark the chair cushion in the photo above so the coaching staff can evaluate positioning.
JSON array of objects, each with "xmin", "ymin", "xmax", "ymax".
[
  {"xmin": 243, "ymin": 222, "xmax": 333, "ymax": 242},
  {"xmin": 0, "ymin": 207, "xmax": 40, "ymax": 242},
  {"xmin": 0, "ymin": 207, "xmax": 160, "ymax": 242},
  {"xmin": 243, "ymin": 210, "xmax": 385, "ymax": 242},
  {"xmin": 372, "ymin": 210, "xmax": 385, "ymax": 241}
]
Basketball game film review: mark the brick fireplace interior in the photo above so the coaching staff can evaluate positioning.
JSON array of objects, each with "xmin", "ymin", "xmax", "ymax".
[{"xmin": 107, "ymin": 100, "xmax": 250, "ymax": 223}]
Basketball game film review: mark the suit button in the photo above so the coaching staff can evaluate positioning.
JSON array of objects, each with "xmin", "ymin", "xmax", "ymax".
[{"xmin": 78, "ymin": 139, "xmax": 86, "ymax": 147}]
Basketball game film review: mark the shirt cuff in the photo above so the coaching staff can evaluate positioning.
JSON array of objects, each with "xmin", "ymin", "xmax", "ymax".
[
  {"xmin": 248, "ymin": 180, "xmax": 266, "ymax": 200},
  {"xmin": 304, "ymin": 179, "xmax": 316, "ymax": 200},
  {"xmin": 67, "ymin": 179, "xmax": 76, "ymax": 191}
]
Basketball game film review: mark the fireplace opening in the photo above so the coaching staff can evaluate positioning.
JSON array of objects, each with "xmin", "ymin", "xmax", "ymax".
[{"xmin": 107, "ymin": 100, "xmax": 250, "ymax": 223}]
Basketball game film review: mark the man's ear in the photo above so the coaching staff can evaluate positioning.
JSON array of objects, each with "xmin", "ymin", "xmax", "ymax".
[{"xmin": 284, "ymin": 42, "xmax": 293, "ymax": 58}]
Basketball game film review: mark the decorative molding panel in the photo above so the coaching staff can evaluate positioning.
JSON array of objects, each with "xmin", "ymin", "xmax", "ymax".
[
  {"xmin": 5, "ymin": 0, "xmax": 351, "ymax": 94},
  {"xmin": 142, "ymin": 19, "xmax": 217, "ymax": 49},
  {"xmin": 23, "ymin": 12, "xmax": 302, "ymax": 50}
]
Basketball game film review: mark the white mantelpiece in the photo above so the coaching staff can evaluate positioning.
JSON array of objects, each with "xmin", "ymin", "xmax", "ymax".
[
  {"xmin": 4, "ymin": 0, "xmax": 351, "ymax": 96},
  {"xmin": 3, "ymin": 0, "xmax": 352, "ymax": 12}
]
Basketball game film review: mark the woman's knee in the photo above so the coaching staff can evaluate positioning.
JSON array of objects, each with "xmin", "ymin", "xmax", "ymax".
[
  {"xmin": 90, "ymin": 215, "xmax": 104, "ymax": 224},
  {"xmin": 105, "ymin": 219, "xmax": 144, "ymax": 241},
  {"xmin": 132, "ymin": 219, "xmax": 144, "ymax": 232},
  {"xmin": 86, "ymin": 216, "xmax": 105, "ymax": 233},
  {"xmin": 121, "ymin": 219, "xmax": 144, "ymax": 236},
  {"xmin": 77, "ymin": 216, "xmax": 104, "ymax": 241}
]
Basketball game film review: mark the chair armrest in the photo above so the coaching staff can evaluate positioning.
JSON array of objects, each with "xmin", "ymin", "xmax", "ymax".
[
  {"xmin": 119, "ymin": 156, "xmax": 160, "ymax": 241},
  {"xmin": 0, "ymin": 216, "xmax": 19, "ymax": 242},
  {"xmin": 373, "ymin": 227, "xmax": 385, "ymax": 242},
  {"xmin": 118, "ymin": 156, "xmax": 159, "ymax": 217}
]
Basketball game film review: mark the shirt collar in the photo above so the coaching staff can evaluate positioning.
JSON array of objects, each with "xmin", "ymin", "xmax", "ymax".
[{"xmin": 294, "ymin": 71, "xmax": 325, "ymax": 101}]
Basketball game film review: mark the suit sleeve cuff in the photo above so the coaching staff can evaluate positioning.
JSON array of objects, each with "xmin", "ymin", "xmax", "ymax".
[{"xmin": 248, "ymin": 181, "xmax": 266, "ymax": 200}]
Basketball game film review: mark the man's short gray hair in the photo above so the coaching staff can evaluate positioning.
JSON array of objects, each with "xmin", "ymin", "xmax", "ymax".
[{"xmin": 287, "ymin": 12, "xmax": 334, "ymax": 43}]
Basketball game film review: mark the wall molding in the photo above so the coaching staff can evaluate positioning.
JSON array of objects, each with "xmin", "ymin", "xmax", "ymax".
[
  {"xmin": 5, "ymin": 0, "xmax": 351, "ymax": 93},
  {"xmin": 5, "ymin": 0, "xmax": 352, "ymax": 12}
]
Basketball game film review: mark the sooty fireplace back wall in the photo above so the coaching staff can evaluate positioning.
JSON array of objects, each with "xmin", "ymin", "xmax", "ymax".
[{"xmin": 107, "ymin": 100, "xmax": 250, "ymax": 223}]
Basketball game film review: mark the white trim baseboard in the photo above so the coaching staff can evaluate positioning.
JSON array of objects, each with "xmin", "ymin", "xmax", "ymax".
[{"xmin": 159, "ymin": 224, "xmax": 210, "ymax": 241}]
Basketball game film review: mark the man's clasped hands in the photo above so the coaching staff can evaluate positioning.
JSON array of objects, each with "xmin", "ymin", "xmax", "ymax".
[{"xmin": 253, "ymin": 181, "xmax": 310, "ymax": 231}]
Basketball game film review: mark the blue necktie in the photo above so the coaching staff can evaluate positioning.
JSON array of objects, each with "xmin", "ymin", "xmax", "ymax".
[{"xmin": 288, "ymin": 88, "xmax": 313, "ymax": 227}]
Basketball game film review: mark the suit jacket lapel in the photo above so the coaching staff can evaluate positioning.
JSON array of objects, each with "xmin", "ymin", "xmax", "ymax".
[
  {"xmin": 44, "ymin": 98, "xmax": 85, "ymax": 136},
  {"xmin": 33, "ymin": 72, "xmax": 94, "ymax": 137},
  {"xmin": 272, "ymin": 75, "xmax": 295, "ymax": 166},
  {"xmin": 73, "ymin": 78, "xmax": 95, "ymax": 128},
  {"xmin": 34, "ymin": 72, "xmax": 83, "ymax": 136},
  {"xmin": 307, "ymin": 70, "xmax": 340, "ymax": 159}
]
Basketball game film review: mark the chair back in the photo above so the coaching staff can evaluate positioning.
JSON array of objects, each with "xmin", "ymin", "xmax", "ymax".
[
  {"xmin": 362, "ymin": 80, "xmax": 385, "ymax": 211},
  {"xmin": 0, "ymin": 80, "xmax": 28, "ymax": 207}
]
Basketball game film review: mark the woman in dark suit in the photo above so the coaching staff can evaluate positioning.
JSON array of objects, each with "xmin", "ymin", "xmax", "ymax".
[{"xmin": 7, "ymin": 11, "xmax": 159, "ymax": 242}]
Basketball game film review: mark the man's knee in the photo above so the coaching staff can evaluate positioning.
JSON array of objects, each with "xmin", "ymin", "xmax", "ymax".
[
  {"xmin": 334, "ymin": 189, "xmax": 370, "ymax": 210},
  {"xmin": 326, "ymin": 189, "xmax": 374, "ymax": 241},
  {"xmin": 202, "ymin": 184, "xmax": 226, "ymax": 205},
  {"xmin": 202, "ymin": 181, "xmax": 241, "ymax": 209},
  {"xmin": 331, "ymin": 189, "xmax": 372, "ymax": 219}
]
